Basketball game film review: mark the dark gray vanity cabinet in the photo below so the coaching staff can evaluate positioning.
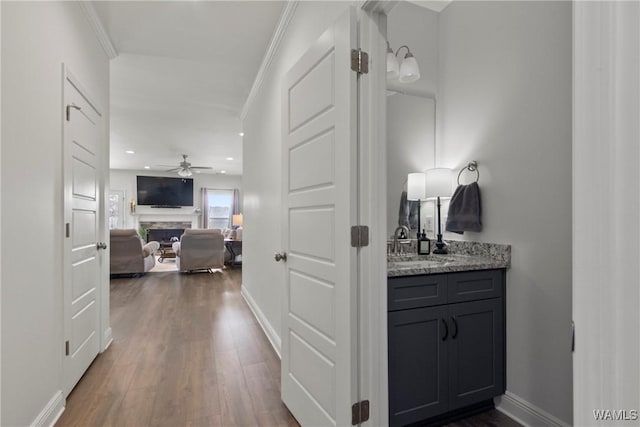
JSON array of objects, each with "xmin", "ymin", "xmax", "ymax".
[{"xmin": 388, "ymin": 269, "xmax": 505, "ymax": 427}]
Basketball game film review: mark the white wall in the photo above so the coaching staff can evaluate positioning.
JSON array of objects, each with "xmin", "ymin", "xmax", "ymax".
[
  {"xmin": 242, "ymin": 1, "xmax": 353, "ymax": 352},
  {"xmin": 110, "ymin": 169, "xmax": 242, "ymax": 229},
  {"xmin": 438, "ymin": 2, "xmax": 573, "ymax": 424},
  {"xmin": 1, "ymin": 2, "xmax": 109, "ymax": 425}
]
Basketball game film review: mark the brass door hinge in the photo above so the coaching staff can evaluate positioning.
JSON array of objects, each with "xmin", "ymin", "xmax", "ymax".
[
  {"xmin": 351, "ymin": 49, "xmax": 369, "ymax": 74},
  {"xmin": 352, "ymin": 400, "xmax": 370, "ymax": 425},
  {"xmin": 351, "ymin": 225, "xmax": 369, "ymax": 248}
]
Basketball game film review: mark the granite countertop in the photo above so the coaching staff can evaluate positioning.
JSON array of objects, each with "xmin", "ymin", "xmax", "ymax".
[{"xmin": 387, "ymin": 240, "xmax": 511, "ymax": 277}]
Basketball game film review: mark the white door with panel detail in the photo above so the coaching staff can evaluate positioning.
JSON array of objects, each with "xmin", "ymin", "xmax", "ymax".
[
  {"xmin": 280, "ymin": 8, "xmax": 359, "ymax": 426},
  {"xmin": 63, "ymin": 69, "xmax": 104, "ymax": 395}
]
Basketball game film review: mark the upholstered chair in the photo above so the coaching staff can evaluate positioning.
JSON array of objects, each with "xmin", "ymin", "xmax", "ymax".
[
  {"xmin": 172, "ymin": 229, "xmax": 225, "ymax": 273},
  {"xmin": 110, "ymin": 229, "xmax": 160, "ymax": 275}
]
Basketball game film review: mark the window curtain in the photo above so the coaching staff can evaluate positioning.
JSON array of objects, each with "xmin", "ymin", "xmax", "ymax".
[
  {"xmin": 201, "ymin": 188, "xmax": 210, "ymax": 229},
  {"xmin": 232, "ymin": 189, "xmax": 240, "ymax": 216}
]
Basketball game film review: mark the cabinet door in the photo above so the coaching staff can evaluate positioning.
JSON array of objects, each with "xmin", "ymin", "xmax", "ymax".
[
  {"xmin": 388, "ymin": 306, "xmax": 449, "ymax": 427},
  {"xmin": 448, "ymin": 299, "xmax": 504, "ymax": 409}
]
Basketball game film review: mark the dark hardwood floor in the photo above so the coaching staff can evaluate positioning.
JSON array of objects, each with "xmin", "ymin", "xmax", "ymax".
[{"xmin": 56, "ymin": 269, "xmax": 520, "ymax": 427}]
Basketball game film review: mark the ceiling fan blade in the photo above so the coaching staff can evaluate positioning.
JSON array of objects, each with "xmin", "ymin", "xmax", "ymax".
[
  {"xmin": 191, "ymin": 166, "xmax": 213, "ymax": 170},
  {"xmin": 165, "ymin": 167, "xmax": 181, "ymax": 172}
]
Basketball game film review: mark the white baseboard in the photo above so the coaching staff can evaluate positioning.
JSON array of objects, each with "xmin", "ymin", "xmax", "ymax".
[
  {"xmin": 496, "ymin": 391, "xmax": 570, "ymax": 427},
  {"xmin": 102, "ymin": 326, "xmax": 113, "ymax": 351},
  {"xmin": 241, "ymin": 285, "xmax": 281, "ymax": 359},
  {"xmin": 30, "ymin": 390, "xmax": 64, "ymax": 427}
]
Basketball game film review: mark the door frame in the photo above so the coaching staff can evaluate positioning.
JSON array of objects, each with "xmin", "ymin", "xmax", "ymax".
[
  {"xmin": 61, "ymin": 65, "xmax": 111, "ymax": 396},
  {"xmin": 358, "ymin": 2, "xmax": 392, "ymax": 425}
]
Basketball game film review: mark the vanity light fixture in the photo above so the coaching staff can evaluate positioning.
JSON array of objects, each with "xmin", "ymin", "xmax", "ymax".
[
  {"xmin": 425, "ymin": 168, "xmax": 453, "ymax": 254},
  {"xmin": 386, "ymin": 41, "xmax": 421, "ymax": 83}
]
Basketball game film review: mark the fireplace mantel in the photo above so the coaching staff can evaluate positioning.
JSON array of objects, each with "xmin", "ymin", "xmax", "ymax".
[{"xmin": 132, "ymin": 208, "xmax": 201, "ymax": 229}]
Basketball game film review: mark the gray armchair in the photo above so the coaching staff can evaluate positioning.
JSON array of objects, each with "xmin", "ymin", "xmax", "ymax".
[
  {"xmin": 172, "ymin": 229, "xmax": 225, "ymax": 273},
  {"xmin": 110, "ymin": 229, "xmax": 160, "ymax": 275}
]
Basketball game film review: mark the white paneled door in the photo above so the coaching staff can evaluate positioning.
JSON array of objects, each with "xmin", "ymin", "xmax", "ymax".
[
  {"xmin": 280, "ymin": 8, "xmax": 359, "ymax": 426},
  {"xmin": 63, "ymin": 69, "xmax": 104, "ymax": 395}
]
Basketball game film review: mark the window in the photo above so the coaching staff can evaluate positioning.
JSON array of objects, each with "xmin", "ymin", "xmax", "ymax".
[{"xmin": 206, "ymin": 189, "xmax": 234, "ymax": 230}]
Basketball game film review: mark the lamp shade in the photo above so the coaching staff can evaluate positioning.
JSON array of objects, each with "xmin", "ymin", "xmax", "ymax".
[
  {"xmin": 407, "ymin": 173, "xmax": 426, "ymax": 201},
  {"xmin": 232, "ymin": 213, "xmax": 243, "ymax": 227},
  {"xmin": 399, "ymin": 53, "xmax": 420, "ymax": 83},
  {"xmin": 425, "ymin": 168, "xmax": 453, "ymax": 198},
  {"xmin": 387, "ymin": 49, "xmax": 399, "ymax": 79}
]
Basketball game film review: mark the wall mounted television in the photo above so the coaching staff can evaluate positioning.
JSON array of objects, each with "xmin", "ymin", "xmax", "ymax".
[{"xmin": 136, "ymin": 176, "xmax": 194, "ymax": 207}]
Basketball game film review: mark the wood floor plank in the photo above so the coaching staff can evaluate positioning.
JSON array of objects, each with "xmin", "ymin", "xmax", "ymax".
[{"xmin": 56, "ymin": 269, "xmax": 299, "ymax": 427}]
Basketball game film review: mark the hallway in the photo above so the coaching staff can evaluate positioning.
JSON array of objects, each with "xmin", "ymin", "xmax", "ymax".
[{"xmin": 56, "ymin": 270, "xmax": 298, "ymax": 426}]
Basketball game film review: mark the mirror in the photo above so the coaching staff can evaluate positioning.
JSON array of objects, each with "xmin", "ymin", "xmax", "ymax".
[{"xmin": 387, "ymin": 93, "xmax": 435, "ymax": 239}]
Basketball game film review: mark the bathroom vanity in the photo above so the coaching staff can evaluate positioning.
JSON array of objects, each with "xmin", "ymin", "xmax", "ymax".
[{"xmin": 387, "ymin": 243, "xmax": 510, "ymax": 427}]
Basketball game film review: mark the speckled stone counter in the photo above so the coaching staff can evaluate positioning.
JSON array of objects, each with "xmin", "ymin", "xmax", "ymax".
[{"xmin": 387, "ymin": 240, "xmax": 511, "ymax": 277}]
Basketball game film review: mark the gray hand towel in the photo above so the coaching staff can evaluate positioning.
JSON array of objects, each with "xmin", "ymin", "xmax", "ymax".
[
  {"xmin": 398, "ymin": 190, "xmax": 419, "ymax": 231},
  {"xmin": 445, "ymin": 182, "xmax": 482, "ymax": 234}
]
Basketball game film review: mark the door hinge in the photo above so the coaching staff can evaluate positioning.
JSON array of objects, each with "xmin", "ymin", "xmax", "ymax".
[
  {"xmin": 351, "ymin": 49, "xmax": 369, "ymax": 74},
  {"xmin": 65, "ymin": 223, "xmax": 71, "ymax": 238},
  {"xmin": 352, "ymin": 400, "xmax": 370, "ymax": 425},
  {"xmin": 65, "ymin": 340, "xmax": 70, "ymax": 356},
  {"xmin": 351, "ymin": 225, "xmax": 369, "ymax": 248}
]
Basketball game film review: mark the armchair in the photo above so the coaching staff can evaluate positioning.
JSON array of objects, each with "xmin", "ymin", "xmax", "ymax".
[
  {"xmin": 172, "ymin": 229, "xmax": 225, "ymax": 273},
  {"xmin": 110, "ymin": 229, "xmax": 160, "ymax": 275}
]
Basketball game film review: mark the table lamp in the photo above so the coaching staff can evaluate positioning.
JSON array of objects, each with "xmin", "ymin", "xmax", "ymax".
[{"xmin": 425, "ymin": 168, "xmax": 453, "ymax": 254}]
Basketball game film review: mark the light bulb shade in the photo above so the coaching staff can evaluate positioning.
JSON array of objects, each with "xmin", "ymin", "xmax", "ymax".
[
  {"xmin": 425, "ymin": 168, "xmax": 453, "ymax": 198},
  {"xmin": 387, "ymin": 50, "xmax": 399, "ymax": 79},
  {"xmin": 232, "ymin": 213, "xmax": 243, "ymax": 227},
  {"xmin": 407, "ymin": 173, "xmax": 426, "ymax": 201},
  {"xmin": 399, "ymin": 54, "xmax": 420, "ymax": 83},
  {"xmin": 178, "ymin": 168, "xmax": 192, "ymax": 177}
]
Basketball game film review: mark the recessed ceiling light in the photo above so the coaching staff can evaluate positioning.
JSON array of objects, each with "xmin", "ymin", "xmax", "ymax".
[
  {"xmin": 225, "ymin": 157, "xmax": 234, "ymax": 161},
  {"xmin": 195, "ymin": 170, "xmax": 201, "ymax": 174},
  {"xmin": 125, "ymin": 150, "xmax": 135, "ymax": 154},
  {"xmin": 220, "ymin": 170, "xmax": 227, "ymax": 174},
  {"xmin": 143, "ymin": 166, "xmax": 150, "ymax": 169},
  {"xmin": 238, "ymin": 132, "xmax": 244, "ymax": 137}
]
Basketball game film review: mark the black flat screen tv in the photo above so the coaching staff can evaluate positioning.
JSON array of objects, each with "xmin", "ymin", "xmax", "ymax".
[{"xmin": 136, "ymin": 176, "xmax": 194, "ymax": 207}]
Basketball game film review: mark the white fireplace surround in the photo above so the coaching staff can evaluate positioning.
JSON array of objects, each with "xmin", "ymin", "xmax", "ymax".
[{"xmin": 132, "ymin": 207, "xmax": 201, "ymax": 229}]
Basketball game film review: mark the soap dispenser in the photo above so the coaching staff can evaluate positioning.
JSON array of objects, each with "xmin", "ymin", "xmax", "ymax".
[{"xmin": 418, "ymin": 229, "xmax": 431, "ymax": 255}]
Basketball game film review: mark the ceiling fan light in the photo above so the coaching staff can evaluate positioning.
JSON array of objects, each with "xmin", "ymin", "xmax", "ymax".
[
  {"xmin": 399, "ymin": 53, "xmax": 420, "ymax": 83},
  {"xmin": 178, "ymin": 168, "xmax": 192, "ymax": 177}
]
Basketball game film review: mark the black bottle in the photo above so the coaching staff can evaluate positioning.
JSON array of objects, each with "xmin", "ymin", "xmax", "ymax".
[{"xmin": 418, "ymin": 229, "xmax": 431, "ymax": 255}]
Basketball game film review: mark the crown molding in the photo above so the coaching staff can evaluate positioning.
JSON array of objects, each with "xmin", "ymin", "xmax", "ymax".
[
  {"xmin": 79, "ymin": 1, "xmax": 118, "ymax": 60},
  {"xmin": 240, "ymin": 0, "xmax": 299, "ymax": 123}
]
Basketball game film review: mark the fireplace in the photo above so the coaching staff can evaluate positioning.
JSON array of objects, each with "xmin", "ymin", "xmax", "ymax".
[
  {"xmin": 142, "ymin": 221, "xmax": 192, "ymax": 244},
  {"xmin": 147, "ymin": 228, "xmax": 185, "ymax": 244}
]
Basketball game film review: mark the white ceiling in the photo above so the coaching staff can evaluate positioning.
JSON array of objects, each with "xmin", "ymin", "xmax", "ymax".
[{"xmin": 93, "ymin": 1, "xmax": 285, "ymax": 176}]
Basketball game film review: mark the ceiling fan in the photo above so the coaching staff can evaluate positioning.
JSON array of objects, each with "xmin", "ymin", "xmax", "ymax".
[{"xmin": 166, "ymin": 154, "xmax": 212, "ymax": 177}]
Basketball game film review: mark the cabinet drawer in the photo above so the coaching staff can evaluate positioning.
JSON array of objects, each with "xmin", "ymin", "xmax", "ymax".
[
  {"xmin": 447, "ymin": 270, "xmax": 503, "ymax": 303},
  {"xmin": 388, "ymin": 275, "xmax": 447, "ymax": 311}
]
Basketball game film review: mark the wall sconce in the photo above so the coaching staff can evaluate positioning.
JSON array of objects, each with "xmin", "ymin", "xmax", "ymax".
[{"xmin": 387, "ymin": 41, "xmax": 421, "ymax": 83}]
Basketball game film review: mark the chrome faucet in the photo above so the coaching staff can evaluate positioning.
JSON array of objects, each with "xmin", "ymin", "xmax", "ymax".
[{"xmin": 392, "ymin": 225, "xmax": 410, "ymax": 255}]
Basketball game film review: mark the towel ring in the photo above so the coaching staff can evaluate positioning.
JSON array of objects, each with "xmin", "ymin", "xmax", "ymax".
[{"xmin": 457, "ymin": 161, "xmax": 479, "ymax": 185}]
